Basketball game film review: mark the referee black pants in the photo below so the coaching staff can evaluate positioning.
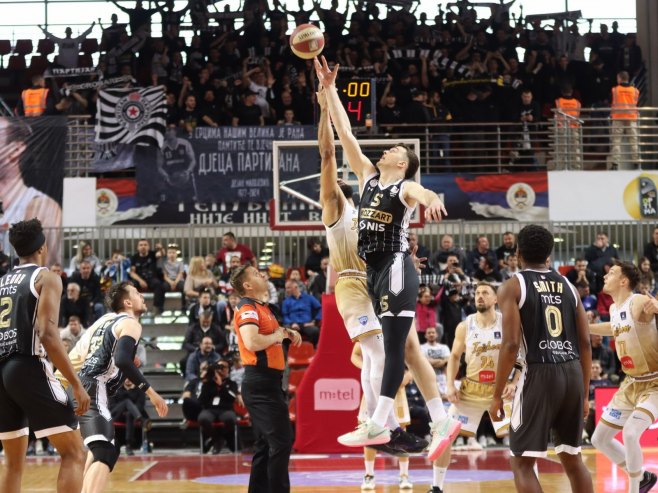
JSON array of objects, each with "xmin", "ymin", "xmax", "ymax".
[{"xmin": 241, "ymin": 367, "xmax": 292, "ymax": 493}]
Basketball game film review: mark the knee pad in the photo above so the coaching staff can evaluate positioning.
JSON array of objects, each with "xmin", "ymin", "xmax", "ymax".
[{"xmin": 88, "ymin": 441, "xmax": 119, "ymax": 472}]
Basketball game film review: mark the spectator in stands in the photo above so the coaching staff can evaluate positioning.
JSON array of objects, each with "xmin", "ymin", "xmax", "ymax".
[
  {"xmin": 431, "ymin": 234, "xmax": 466, "ymax": 273},
  {"xmin": 183, "ymin": 308, "xmax": 226, "ymax": 358},
  {"xmin": 101, "ymin": 248, "xmax": 131, "ymax": 289},
  {"xmin": 216, "ymin": 232, "xmax": 255, "ymax": 273},
  {"xmin": 188, "ymin": 288, "xmax": 217, "ymax": 325},
  {"xmin": 218, "ymin": 254, "xmax": 243, "ymax": 299},
  {"xmin": 197, "ymin": 360, "xmax": 241, "ymax": 454},
  {"xmin": 232, "ymin": 89, "xmax": 265, "ymax": 126},
  {"xmin": 15, "ymin": 75, "xmax": 57, "ymax": 117},
  {"xmin": 69, "ymin": 240, "xmax": 102, "ymax": 273},
  {"xmin": 50, "ymin": 262, "xmax": 68, "ymax": 289},
  {"xmin": 618, "ymin": 34, "xmax": 642, "ymax": 77},
  {"xmin": 219, "ymin": 292, "xmax": 240, "ymax": 334},
  {"xmin": 178, "ymin": 92, "xmax": 201, "ymax": 134},
  {"xmin": 566, "ymin": 258, "xmax": 598, "ymax": 293},
  {"xmin": 585, "ymin": 232, "xmax": 619, "ymax": 282},
  {"xmin": 473, "ymin": 256, "xmax": 502, "ymax": 284},
  {"xmin": 229, "ymin": 353, "xmax": 244, "ymax": 389},
  {"xmin": 0, "ymin": 244, "xmax": 9, "ymax": 277},
  {"xmin": 129, "ymin": 238, "xmax": 166, "ymax": 315},
  {"xmin": 282, "ymin": 279, "xmax": 321, "ymax": 346},
  {"xmin": 59, "ymin": 315, "xmax": 85, "ymax": 350},
  {"xmin": 440, "ymin": 286, "xmax": 464, "ymax": 350},
  {"xmin": 512, "ymin": 90, "xmax": 542, "ymax": 170},
  {"xmin": 184, "ymin": 256, "xmax": 217, "ymax": 305},
  {"xmin": 416, "ymin": 286, "xmax": 441, "ymax": 344},
  {"xmin": 99, "ymin": 13, "xmax": 125, "ymax": 51},
  {"xmin": 408, "ymin": 232, "xmax": 432, "ymax": 276},
  {"xmin": 590, "ymin": 334, "xmax": 617, "ymax": 382},
  {"xmin": 242, "ymin": 58, "xmax": 274, "ymax": 120},
  {"xmin": 184, "ymin": 335, "xmax": 222, "ymax": 393},
  {"xmin": 304, "ymin": 238, "xmax": 329, "ymax": 278},
  {"xmin": 110, "ymin": 379, "xmax": 150, "ymax": 456},
  {"xmin": 205, "ymin": 253, "xmax": 222, "ymax": 279},
  {"xmin": 576, "ymin": 280, "xmax": 598, "ymax": 312},
  {"xmin": 500, "ymin": 253, "xmax": 520, "ymax": 281},
  {"xmin": 60, "ymin": 282, "xmax": 89, "ymax": 326},
  {"xmin": 495, "ymin": 231, "xmax": 516, "ymax": 269},
  {"xmin": 378, "ymin": 84, "xmax": 402, "ymax": 134},
  {"xmin": 162, "ymin": 244, "xmax": 185, "ymax": 308},
  {"xmin": 642, "ymin": 227, "xmax": 658, "ymax": 275},
  {"xmin": 308, "ymin": 256, "xmax": 328, "ymax": 302},
  {"xmin": 38, "ymin": 22, "xmax": 95, "ymax": 68},
  {"xmin": 465, "ymin": 235, "xmax": 497, "ymax": 277},
  {"xmin": 259, "ymin": 268, "xmax": 279, "ymax": 304},
  {"xmin": 69, "ymin": 260, "xmax": 104, "ymax": 323},
  {"xmin": 109, "ymin": 0, "xmax": 162, "ymax": 34},
  {"xmin": 553, "ymin": 84, "xmax": 582, "ymax": 170},
  {"xmin": 287, "ymin": 268, "xmax": 307, "ymax": 294},
  {"xmin": 609, "ymin": 70, "xmax": 640, "ymax": 170},
  {"xmin": 638, "ymin": 256, "xmax": 656, "ymax": 294},
  {"xmin": 419, "ymin": 326, "xmax": 450, "ymax": 395}
]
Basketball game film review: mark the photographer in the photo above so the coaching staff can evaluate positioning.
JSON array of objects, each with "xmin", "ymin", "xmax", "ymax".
[{"xmin": 197, "ymin": 360, "xmax": 241, "ymax": 454}]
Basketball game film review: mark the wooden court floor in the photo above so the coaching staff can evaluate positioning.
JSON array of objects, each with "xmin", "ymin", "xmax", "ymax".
[{"xmin": 10, "ymin": 447, "xmax": 658, "ymax": 492}]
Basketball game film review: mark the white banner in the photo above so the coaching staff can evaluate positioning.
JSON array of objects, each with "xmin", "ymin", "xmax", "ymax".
[{"xmin": 549, "ymin": 171, "xmax": 658, "ymax": 221}]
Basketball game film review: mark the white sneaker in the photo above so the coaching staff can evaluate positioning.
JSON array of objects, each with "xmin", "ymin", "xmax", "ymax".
[
  {"xmin": 338, "ymin": 419, "xmax": 390, "ymax": 447},
  {"xmin": 486, "ymin": 436, "xmax": 497, "ymax": 447},
  {"xmin": 399, "ymin": 474, "xmax": 413, "ymax": 490},
  {"xmin": 454, "ymin": 436, "xmax": 465, "ymax": 449},
  {"xmin": 502, "ymin": 436, "xmax": 510, "ymax": 447},
  {"xmin": 478, "ymin": 436, "xmax": 488, "ymax": 449},
  {"xmin": 467, "ymin": 436, "xmax": 484, "ymax": 451},
  {"xmin": 361, "ymin": 474, "xmax": 375, "ymax": 491},
  {"xmin": 427, "ymin": 417, "xmax": 462, "ymax": 461}
]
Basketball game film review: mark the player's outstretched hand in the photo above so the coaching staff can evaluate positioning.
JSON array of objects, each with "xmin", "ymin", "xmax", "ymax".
[
  {"xmin": 149, "ymin": 391, "xmax": 169, "ymax": 417},
  {"xmin": 424, "ymin": 197, "xmax": 448, "ymax": 223},
  {"xmin": 642, "ymin": 295, "xmax": 658, "ymax": 316},
  {"xmin": 488, "ymin": 396, "xmax": 505, "ymax": 422},
  {"xmin": 313, "ymin": 56, "xmax": 339, "ymax": 88},
  {"xmin": 73, "ymin": 383, "xmax": 91, "ymax": 416}
]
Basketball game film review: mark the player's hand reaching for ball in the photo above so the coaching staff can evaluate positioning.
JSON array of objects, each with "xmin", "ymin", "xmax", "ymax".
[
  {"xmin": 424, "ymin": 197, "xmax": 448, "ymax": 223},
  {"xmin": 488, "ymin": 396, "xmax": 505, "ymax": 422},
  {"xmin": 313, "ymin": 56, "xmax": 339, "ymax": 88}
]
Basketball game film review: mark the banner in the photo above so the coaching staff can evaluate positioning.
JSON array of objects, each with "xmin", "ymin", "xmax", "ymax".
[
  {"xmin": 548, "ymin": 171, "xmax": 658, "ymax": 221},
  {"xmin": 0, "ymin": 116, "xmax": 66, "ymax": 264},
  {"xmin": 422, "ymin": 172, "xmax": 549, "ymax": 221}
]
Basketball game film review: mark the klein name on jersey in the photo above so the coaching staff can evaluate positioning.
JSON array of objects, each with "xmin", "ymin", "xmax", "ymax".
[
  {"xmin": 532, "ymin": 280, "xmax": 564, "ymax": 294},
  {"xmin": 359, "ymin": 208, "xmax": 393, "ymax": 224},
  {"xmin": 612, "ymin": 324, "xmax": 632, "ymax": 338},
  {"xmin": 472, "ymin": 341, "xmax": 501, "ymax": 356}
]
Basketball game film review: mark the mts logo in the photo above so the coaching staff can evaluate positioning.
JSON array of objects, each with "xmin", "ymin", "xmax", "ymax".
[{"xmin": 314, "ymin": 379, "xmax": 360, "ymax": 411}]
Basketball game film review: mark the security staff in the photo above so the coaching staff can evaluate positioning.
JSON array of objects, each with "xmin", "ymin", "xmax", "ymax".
[
  {"xmin": 230, "ymin": 264, "xmax": 301, "ymax": 493},
  {"xmin": 554, "ymin": 85, "xmax": 582, "ymax": 170},
  {"xmin": 16, "ymin": 75, "xmax": 56, "ymax": 117},
  {"xmin": 610, "ymin": 71, "xmax": 640, "ymax": 170}
]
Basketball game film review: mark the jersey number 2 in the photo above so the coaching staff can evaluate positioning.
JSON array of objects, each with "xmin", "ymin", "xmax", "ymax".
[{"xmin": 0, "ymin": 297, "xmax": 12, "ymax": 329}]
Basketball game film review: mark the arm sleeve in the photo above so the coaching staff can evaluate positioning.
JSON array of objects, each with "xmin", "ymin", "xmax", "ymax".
[{"xmin": 114, "ymin": 336, "xmax": 151, "ymax": 392}]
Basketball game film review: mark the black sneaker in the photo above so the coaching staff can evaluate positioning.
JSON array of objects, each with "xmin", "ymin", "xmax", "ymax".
[
  {"xmin": 202, "ymin": 438, "xmax": 213, "ymax": 454},
  {"xmin": 640, "ymin": 471, "xmax": 657, "ymax": 493},
  {"xmin": 427, "ymin": 487, "xmax": 443, "ymax": 493},
  {"xmin": 387, "ymin": 428, "xmax": 428, "ymax": 453},
  {"xmin": 367, "ymin": 443, "xmax": 409, "ymax": 457}
]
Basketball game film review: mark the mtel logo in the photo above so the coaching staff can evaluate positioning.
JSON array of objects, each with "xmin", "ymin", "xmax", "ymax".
[{"xmin": 314, "ymin": 379, "xmax": 361, "ymax": 411}]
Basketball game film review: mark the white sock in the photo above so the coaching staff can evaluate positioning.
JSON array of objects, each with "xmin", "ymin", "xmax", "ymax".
[
  {"xmin": 365, "ymin": 459, "xmax": 375, "ymax": 476},
  {"xmin": 623, "ymin": 411, "xmax": 652, "ymax": 479},
  {"xmin": 533, "ymin": 461, "xmax": 539, "ymax": 478},
  {"xmin": 360, "ymin": 345, "xmax": 376, "ymax": 418},
  {"xmin": 433, "ymin": 466, "xmax": 447, "ymax": 488},
  {"xmin": 371, "ymin": 396, "xmax": 395, "ymax": 428},
  {"xmin": 361, "ymin": 334, "xmax": 385, "ymax": 416},
  {"xmin": 427, "ymin": 398, "xmax": 448, "ymax": 423},
  {"xmin": 629, "ymin": 473, "xmax": 642, "ymax": 493},
  {"xmin": 386, "ymin": 411, "xmax": 400, "ymax": 430},
  {"xmin": 399, "ymin": 459, "xmax": 409, "ymax": 476}
]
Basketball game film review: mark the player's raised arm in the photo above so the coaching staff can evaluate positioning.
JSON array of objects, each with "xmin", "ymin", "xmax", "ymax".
[
  {"xmin": 401, "ymin": 181, "xmax": 448, "ymax": 222},
  {"xmin": 317, "ymin": 89, "xmax": 342, "ymax": 226},
  {"xmin": 314, "ymin": 56, "xmax": 376, "ymax": 184}
]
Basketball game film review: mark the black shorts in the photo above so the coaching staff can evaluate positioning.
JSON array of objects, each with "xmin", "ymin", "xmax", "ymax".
[
  {"xmin": 0, "ymin": 354, "xmax": 78, "ymax": 440},
  {"xmin": 510, "ymin": 359, "xmax": 584, "ymax": 457},
  {"xmin": 78, "ymin": 379, "xmax": 115, "ymax": 445},
  {"xmin": 366, "ymin": 252, "xmax": 419, "ymax": 317}
]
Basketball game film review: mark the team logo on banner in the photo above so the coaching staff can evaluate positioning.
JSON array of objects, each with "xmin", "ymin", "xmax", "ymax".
[
  {"xmin": 506, "ymin": 182, "xmax": 536, "ymax": 211},
  {"xmin": 623, "ymin": 175, "xmax": 658, "ymax": 219},
  {"xmin": 96, "ymin": 188, "xmax": 119, "ymax": 218}
]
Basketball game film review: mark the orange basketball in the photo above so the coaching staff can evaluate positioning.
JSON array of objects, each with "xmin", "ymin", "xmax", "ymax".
[{"xmin": 289, "ymin": 23, "xmax": 325, "ymax": 60}]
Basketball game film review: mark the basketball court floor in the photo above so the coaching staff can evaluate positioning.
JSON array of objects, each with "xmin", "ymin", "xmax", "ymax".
[{"xmin": 14, "ymin": 446, "xmax": 658, "ymax": 492}]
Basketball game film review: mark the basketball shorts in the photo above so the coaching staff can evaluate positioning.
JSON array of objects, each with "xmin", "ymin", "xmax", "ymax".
[
  {"xmin": 0, "ymin": 354, "xmax": 78, "ymax": 440},
  {"xmin": 449, "ymin": 378, "xmax": 511, "ymax": 437},
  {"xmin": 335, "ymin": 276, "xmax": 382, "ymax": 341},
  {"xmin": 601, "ymin": 375, "xmax": 658, "ymax": 428},
  {"xmin": 78, "ymin": 379, "xmax": 115, "ymax": 445},
  {"xmin": 358, "ymin": 386, "xmax": 410, "ymax": 426},
  {"xmin": 509, "ymin": 359, "xmax": 584, "ymax": 457},
  {"xmin": 366, "ymin": 252, "xmax": 419, "ymax": 318}
]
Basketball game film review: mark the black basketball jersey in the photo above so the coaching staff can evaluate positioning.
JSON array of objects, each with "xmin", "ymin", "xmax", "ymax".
[
  {"xmin": 0, "ymin": 264, "xmax": 46, "ymax": 362},
  {"xmin": 516, "ymin": 269, "xmax": 580, "ymax": 364},
  {"xmin": 162, "ymin": 142, "xmax": 190, "ymax": 174},
  {"xmin": 78, "ymin": 312, "xmax": 131, "ymax": 396},
  {"xmin": 358, "ymin": 173, "xmax": 415, "ymax": 261}
]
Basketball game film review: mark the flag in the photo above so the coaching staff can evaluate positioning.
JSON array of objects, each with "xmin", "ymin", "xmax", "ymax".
[
  {"xmin": 96, "ymin": 178, "xmax": 157, "ymax": 226},
  {"xmin": 95, "ymin": 86, "xmax": 166, "ymax": 148}
]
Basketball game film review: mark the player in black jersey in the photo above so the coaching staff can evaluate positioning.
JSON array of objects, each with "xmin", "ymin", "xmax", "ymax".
[
  {"xmin": 0, "ymin": 218, "xmax": 89, "ymax": 493},
  {"xmin": 77, "ymin": 281, "xmax": 168, "ymax": 493},
  {"xmin": 316, "ymin": 57, "xmax": 461, "ymax": 461},
  {"xmin": 490, "ymin": 225, "xmax": 593, "ymax": 493},
  {"xmin": 156, "ymin": 128, "xmax": 197, "ymax": 202}
]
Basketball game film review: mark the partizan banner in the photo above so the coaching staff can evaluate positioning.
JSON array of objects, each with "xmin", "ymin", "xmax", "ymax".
[{"xmin": 0, "ymin": 116, "xmax": 66, "ymax": 263}]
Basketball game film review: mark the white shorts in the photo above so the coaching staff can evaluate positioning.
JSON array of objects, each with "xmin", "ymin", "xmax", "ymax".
[
  {"xmin": 601, "ymin": 376, "xmax": 658, "ymax": 428},
  {"xmin": 448, "ymin": 379, "xmax": 511, "ymax": 437},
  {"xmin": 335, "ymin": 277, "xmax": 381, "ymax": 341}
]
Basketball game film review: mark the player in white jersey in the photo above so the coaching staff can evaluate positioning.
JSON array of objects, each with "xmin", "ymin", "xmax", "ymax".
[
  {"xmin": 431, "ymin": 282, "xmax": 517, "ymax": 493},
  {"xmin": 317, "ymin": 88, "xmax": 460, "ymax": 460},
  {"xmin": 590, "ymin": 261, "xmax": 658, "ymax": 493}
]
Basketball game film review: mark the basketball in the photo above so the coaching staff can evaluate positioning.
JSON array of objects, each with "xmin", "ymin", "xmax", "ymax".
[{"xmin": 289, "ymin": 23, "xmax": 325, "ymax": 59}]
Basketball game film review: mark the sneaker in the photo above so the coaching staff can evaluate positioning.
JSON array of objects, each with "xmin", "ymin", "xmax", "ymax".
[
  {"xmin": 399, "ymin": 474, "xmax": 413, "ymax": 490},
  {"xmin": 640, "ymin": 471, "xmax": 658, "ymax": 493},
  {"xmin": 478, "ymin": 436, "xmax": 488, "ymax": 449},
  {"xmin": 427, "ymin": 417, "xmax": 462, "ymax": 461},
  {"xmin": 338, "ymin": 420, "xmax": 390, "ymax": 447},
  {"xmin": 466, "ymin": 436, "xmax": 483, "ymax": 451},
  {"xmin": 502, "ymin": 436, "xmax": 510, "ymax": 447},
  {"xmin": 368, "ymin": 443, "xmax": 409, "ymax": 457},
  {"xmin": 361, "ymin": 474, "xmax": 376, "ymax": 491},
  {"xmin": 125, "ymin": 446, "xmax": 134, "ymax": 456},
  {"xmin": 427, "ymin": 488, "xmax": 443, "ymax": 493},
  {"xmin": 202, "ymin": 438, "xmax": 213, "ymax": 454},
  {"xmin": 486, "ymin": 435, "xmax": 497, "ymax": 447},
  {"xmin": 388, "ymin": 428, "xmax": 428, "ymax": 453}
]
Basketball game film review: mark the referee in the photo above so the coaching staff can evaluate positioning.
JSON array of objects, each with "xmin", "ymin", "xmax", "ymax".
[{"xmin": 230, "ymin": 264, "xmax": 301, "ymax": 493}]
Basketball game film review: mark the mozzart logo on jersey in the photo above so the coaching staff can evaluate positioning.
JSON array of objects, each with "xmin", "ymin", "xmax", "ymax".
[{"xmin": 314, "ymin": 378, "xmax": 360, "ymax": 411}]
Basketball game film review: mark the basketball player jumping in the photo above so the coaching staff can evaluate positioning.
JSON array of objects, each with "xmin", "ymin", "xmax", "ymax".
[
  {"xmin": 590, "ymin": 261, "xmax": 658, "ymax": 493},
  {"xmin": 77, "ymin": 281, "xmax": 169, "ymax": 493},
  {"xmin": 490, "ymin": 225, "xmax": 593, "ymax": 493},
  {"xmin": 315, "ymin": 57, "xmax": 460, "ymax": 460},
  {"xmin": 435, "ymin": 282, "xmax": 518, "ymax": 493}
]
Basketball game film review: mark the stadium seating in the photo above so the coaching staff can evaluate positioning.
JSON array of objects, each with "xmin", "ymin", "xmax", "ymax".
[
  {"xmin": 287, "ymin": 341, "xmax": 315, "ymax": 367},
  {"xmin": 0, "ymin": 40, "xmax": 11, "ymax": 68},
  {"xmin": 287, "ymin": 368, "xmax": 305, "ymax": 395}
]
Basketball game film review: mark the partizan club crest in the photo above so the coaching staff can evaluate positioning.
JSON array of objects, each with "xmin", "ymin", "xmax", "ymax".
[{"xmin": 115, "ymin": 91, "xmax": 153, "ymax": 133}]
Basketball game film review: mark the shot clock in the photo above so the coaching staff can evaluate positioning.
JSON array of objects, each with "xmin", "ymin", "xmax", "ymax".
[{"xmin": 335, "ymin": 78, "xmax": 376, "ymax": 128}]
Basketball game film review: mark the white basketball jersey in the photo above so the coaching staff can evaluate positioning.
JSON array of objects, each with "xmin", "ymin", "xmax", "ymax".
[
  {"xmin": 611, "ymin": 294, "xmax": 658, "ymax": 378},
  {"xmin": 464, "ymin": 312, "xmax": 504, "ymax": 384},
  {"xmin": 325, "ymin": 201, "xmax": 366, "ymax": 275}
]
